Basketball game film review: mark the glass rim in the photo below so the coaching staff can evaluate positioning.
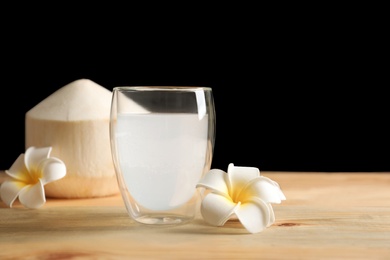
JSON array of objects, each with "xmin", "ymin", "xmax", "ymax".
[{"xmin": 113, "ymin": 86, "xmax": 212, "ymax": 92}]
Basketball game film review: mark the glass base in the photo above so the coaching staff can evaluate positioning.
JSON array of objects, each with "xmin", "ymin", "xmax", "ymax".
[{"xmin": 134, "ymin": 214, "xmax": 194, "ymax": 225}]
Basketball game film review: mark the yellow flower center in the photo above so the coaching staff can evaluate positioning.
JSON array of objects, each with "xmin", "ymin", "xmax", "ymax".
[{"xmin": 26, "ymin": 169, "xmax": 42, "ymax": 185}]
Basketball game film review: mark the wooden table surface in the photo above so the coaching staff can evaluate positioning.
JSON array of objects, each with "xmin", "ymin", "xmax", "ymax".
[{"xmin": 1, "ymin": 170, "xmax": 389, "ymax": 259}]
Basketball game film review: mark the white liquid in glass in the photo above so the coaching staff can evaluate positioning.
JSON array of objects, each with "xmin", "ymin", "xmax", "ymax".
[{"xmin": 116, "ymin": 113, "xmax": 209, "ymax": 211}]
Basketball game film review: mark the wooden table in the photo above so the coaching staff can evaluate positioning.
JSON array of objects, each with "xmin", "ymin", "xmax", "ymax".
[{"xmin": 1, "ymin": 171, "xmax": 389, "ymax": 259}]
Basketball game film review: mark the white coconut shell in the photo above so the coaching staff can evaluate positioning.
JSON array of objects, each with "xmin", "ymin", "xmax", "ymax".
[{"xmin": 25, "ymin": 79, "xmax": 119, "ymax": 198}]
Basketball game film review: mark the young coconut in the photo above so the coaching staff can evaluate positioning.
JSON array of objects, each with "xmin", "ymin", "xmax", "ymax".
[{"xmin": 25, "ymin": 79, "xmax": 119, "ymax": 198}]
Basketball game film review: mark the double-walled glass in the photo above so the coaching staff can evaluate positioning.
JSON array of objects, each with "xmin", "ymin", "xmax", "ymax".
[{"xmin": 110, "ymin": 86, "xmax": 215, "ymax": 225}]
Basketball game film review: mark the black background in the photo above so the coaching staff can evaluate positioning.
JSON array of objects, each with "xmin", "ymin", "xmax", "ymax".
[{"xmin": 1, "ymin": 10, "xmax": 388, "ymax": 172}]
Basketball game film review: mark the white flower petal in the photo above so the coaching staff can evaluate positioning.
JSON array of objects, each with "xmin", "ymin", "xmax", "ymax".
[
  {"xmin": 200, "ymin": 192, "xmax": 238, "ymax": 226},
  {"xmin": 267, "ymin": 203, "xmax": 275, "ymax": 227},
  {"xmin": 39, "ymin": 157, "xmax": 67, "ymax": 185},
  {"xmin": 196, "ymin": 169, "xmax": 229, "ymax": 196},
  {"xmin": 18, "ymin": 180, "xmax": 46, "ymax": 209},
  {"xmin": 0, "ymin": 181, "xmax": 26, "ymax": 207},
  {"xmin": 227, "ymin": 163, "xmax": 260, "ymax": 202},
  {"xmin": 25, "ymin": 146, "xmax": 51, "ymax": 173},
  {"xmin": 5, "ymin": 154, "xmax": 30, "ymax": 182},
  {"xmin": 270, "ymin": 179, "xmax": 287, "ymax": 200},
  {"xmin": 241, "ymin": 176, "xmax": 286, "ymax": 204},
  {"xmin": 234, "ymin": 198, "xmax": 271, "ymax": 234}
]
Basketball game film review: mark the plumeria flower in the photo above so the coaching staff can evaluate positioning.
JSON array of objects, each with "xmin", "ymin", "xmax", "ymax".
[
  {"xmin": 196, "ymin": 163, "xmax": 286, "ymax": 234},
  {"xmin": 0, "ymin": 146, "xmax": 66, "ymax": 209}
]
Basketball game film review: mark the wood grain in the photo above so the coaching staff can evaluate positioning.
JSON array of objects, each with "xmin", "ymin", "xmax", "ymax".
[{"xmin": 1, "ymin": 171, "xmax": 389, "ymax": 259}]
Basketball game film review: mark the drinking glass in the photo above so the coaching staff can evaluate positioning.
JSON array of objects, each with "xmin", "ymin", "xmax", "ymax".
[{"xmin": 110, "ymin": 86, "xmax": 216, "ymax": 225}]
